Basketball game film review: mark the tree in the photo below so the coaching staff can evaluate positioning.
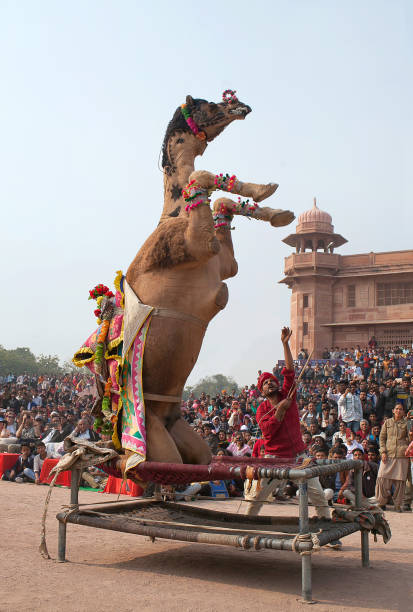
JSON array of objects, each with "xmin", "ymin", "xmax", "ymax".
[
  {"xmin": 0, "ymin": 345, "xmax": 63, "ymax": 376},
  {"xmin": 36, "ymin": 354, "xmax": 62, "ymax": 376},
  {"xmin": 183, "ymin": 374, "xmax": 240, "ymax": 400},
  {"xmin": 0, "ymin": 345, "xmax": 38, "ymax": 375}
]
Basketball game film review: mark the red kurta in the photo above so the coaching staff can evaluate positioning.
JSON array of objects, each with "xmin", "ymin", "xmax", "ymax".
[{"xmin": 256, "ymin": 368, "xmax": 306, "ymax": 458}]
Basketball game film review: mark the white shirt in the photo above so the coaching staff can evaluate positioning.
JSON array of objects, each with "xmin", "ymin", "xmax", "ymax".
[{"xmin": 338, "ymin": 392, "xmax": 363, "ymax": 423}]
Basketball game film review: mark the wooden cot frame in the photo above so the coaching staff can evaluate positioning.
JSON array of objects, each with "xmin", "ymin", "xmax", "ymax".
[{"xmin": 56, "ymin": 459, "xmax": 370, "ymax": 603}]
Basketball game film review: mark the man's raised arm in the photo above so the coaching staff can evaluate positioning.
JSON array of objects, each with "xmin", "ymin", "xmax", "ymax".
[{"xmin": 281, "ymin": 327, "xmax": 294, "ymax": 370}]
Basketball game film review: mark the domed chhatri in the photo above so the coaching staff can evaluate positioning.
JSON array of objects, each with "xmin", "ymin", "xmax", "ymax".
[
  {"xmin": 282, "ymin": 196, "xmax": 347, "ymax": 254},
  {"xmin": 296, "ymin": 197, "xmax": 333, "ymax": 234}
]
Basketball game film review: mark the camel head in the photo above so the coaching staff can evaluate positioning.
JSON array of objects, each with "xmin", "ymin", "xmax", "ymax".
[
  {"xmin": 162, "ymin": 91, "xmax": 251, "ymax": 175},
  {"xmin": 189, "ymin": 90, "xmax": 252, "ymax": 143}
]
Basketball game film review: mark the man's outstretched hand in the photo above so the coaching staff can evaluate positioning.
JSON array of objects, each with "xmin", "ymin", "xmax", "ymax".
[{"xmin": 281, "ymin": 327, "xmax": 293, "ymax": 345}]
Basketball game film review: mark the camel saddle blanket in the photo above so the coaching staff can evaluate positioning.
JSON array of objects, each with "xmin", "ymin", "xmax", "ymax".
[{"xmin": 72, "ymin": 276, "xmax": 154, "ymax": 466}]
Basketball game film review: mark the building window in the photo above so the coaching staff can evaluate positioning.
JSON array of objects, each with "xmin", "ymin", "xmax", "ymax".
[
  {"xmin": 376, "ymin": 282, "xmax": 413, "ymax": 306},
  {"xmin": 378, "ymin": 328, "xmax": 413, "ymax": 348},
  {"xmin": 347, "ymin": 285, "xmax": 356, "ymax": 307},
  {"xmin": 303, "ymin": 322, "xmax": 308, "ymax": 335},
  {"xmin": 303, "ymin": 295, "xmax": 309, "ymax": 308}
]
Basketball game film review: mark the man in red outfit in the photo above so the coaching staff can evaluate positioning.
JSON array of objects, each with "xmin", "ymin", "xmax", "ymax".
[{"xmin": 245, "ymin": 327, "xmax": 330, "ymax": 520}]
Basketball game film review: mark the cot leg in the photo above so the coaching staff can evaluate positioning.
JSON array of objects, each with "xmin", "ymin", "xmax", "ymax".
[
  {"xmin": 361, "ymin": 530, "xmax": 370, "ymax": 567},
  {"xmin": 301, "ymin": 553, "xmax": 313, "ymax": 603},
  {"xmin": 58, "ymin": 521, "xmax": 67, "ymax": 563},
  {"xmin": 298, "ymin": 481, "xmax": 315, "ymax": 603},
  {"xmin": 70, "ymin": 469, "xmax": 81, "ymax": 506},
  {"xmin": 354, "ymin": 466, "xmax": 363, "ymax": 509}
]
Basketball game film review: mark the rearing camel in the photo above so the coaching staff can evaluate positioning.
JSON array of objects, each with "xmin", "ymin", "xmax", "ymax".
[{"xmin": 119, "ymin": 91, "xmax": 295, "ymax": 479}]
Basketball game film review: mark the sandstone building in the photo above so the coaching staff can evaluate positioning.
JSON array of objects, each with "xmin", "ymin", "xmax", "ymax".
[{"xmin": 280, "ymin": 199, "xmax": 413, "ymax": 358}]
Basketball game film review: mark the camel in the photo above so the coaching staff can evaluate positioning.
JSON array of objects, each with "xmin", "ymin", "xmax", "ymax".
[{"xmin": 118, "ymin": 91, "xmax": 295, "ymax": 478}]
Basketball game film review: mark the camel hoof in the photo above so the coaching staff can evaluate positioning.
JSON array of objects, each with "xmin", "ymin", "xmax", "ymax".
[
  {"xmin": 270, "ymin": 210, "xmax": 295, "ymax": 227},
  {"xmin": 255, "ymin": 183, "xmax": 278, "ymax": 203}
]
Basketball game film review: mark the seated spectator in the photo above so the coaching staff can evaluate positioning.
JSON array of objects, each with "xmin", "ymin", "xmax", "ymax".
[
  {"xmin": 367, "ymin": 424, "xmax": 381, "ymax": 445},
  {"xmin": 72, "ymin": 418, "xmax": 98, "ymax": 441},
  {"xmin": 211, "ymin": 415, "xmax": 221, "ymax": 434},
  {"xmin": 302, "ymin": 432, "xmax": 312, "ymax": 448},
  {"xmin": 199, "ymin": 480, "xmax": 229, "ymax": 498},
  {"xmin": 2, "ymin": 411, "xmax": 18, "ymax": 442},
  {"xmin": 252, "ymin": 437, "xmax": 265, "ymax": 457},
  {"xmin": 42, "ymin": 414, "xmax": 72, "ymax": 443},
  {"xmin": 1, "ymin": 443, "xmax": 34, "ymax": 482},
  {"xmin": 16, "ymin": 413, "xmax": 36, "ymax": 442},
  {"xmin": 367, "ymin": 446, "xmax": 380, "ymax": 464},
  {"xmin": 321, "ymin": 448, "xmax": 349, "ymax": 504},
  {"xmin": 341, "ymin": 448, "xmax": 378, "ymax": 507},
  {"xmin": 241, "ymin": 414, "xmax": 253, "ymax": 431},
  {"xmin": 301, "ymin": 402, "xmax": 318, "ymax": 427},
  {"xmin": 345, "ymin": 430, "xmax": 364, "ymax": 458},
  {"xmin": 310, "ymin": 434, "xmax": 329, "ymax": 457},
  {"xmin": 201, "ymin": 423, "xmax": 219, "ymax": 455},
  {"xmin": 217, "ymin": 430, "xmax": 229, "ymax": 451},
  {"xmin": 357, "ymin": 419, "xmax": 370, "ymax": 440},
  {"xmin": 227, "ymin": 433, "xmax": 252, "ymax": 456},
  {"xmin": 33, "ymin": 416, "xmax": 46, "ymax": 440},
  {"xmin": 33, "ymin": 441, "xmax": 50, "ymax": 484},
  {"xmin": 332, "ymin": 421, "xmax": 348, "ymax": 445}
]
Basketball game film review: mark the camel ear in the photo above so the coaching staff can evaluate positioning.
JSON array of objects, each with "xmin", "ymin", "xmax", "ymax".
[{"xmin": 186, "ymin": 95, "xmax": 194, "ymax": 106}]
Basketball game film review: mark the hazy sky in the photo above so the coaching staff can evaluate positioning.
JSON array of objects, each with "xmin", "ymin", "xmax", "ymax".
[{"xmin": 1, "ymin": 1, "xmax": 412, "ymax": 385}]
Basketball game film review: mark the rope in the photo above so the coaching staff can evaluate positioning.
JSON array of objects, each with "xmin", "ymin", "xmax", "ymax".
[
  {"xmin": 39, "ymin": 437, "xmax": 119, "ymax": 560},
  {"xmin": 61, "ymin": 504, "xmax": 80, "ymax": 523},
  {"xmin": 291, "ymin": 530, "xmax": 322, "ymax": 556}
]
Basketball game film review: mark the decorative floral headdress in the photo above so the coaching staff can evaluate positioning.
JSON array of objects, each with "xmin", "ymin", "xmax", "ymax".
[{"xmin": 181, "ymin": 90, "xmax": 239, "ymax": 140}]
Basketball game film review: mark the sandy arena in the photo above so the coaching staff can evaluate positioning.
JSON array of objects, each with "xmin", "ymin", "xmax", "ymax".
[{"xmin": 1, "ymin": 482, "xmax": 412, "ymax": 612}]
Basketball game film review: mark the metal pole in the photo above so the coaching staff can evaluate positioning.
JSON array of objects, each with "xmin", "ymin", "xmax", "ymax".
[
  {"xmin": 57, "ymin": 521, "xmax": 67, "ymax": 562},
  {"xmin": 298, "ymin": 480, "xmax": 313, "ymax": 603}
]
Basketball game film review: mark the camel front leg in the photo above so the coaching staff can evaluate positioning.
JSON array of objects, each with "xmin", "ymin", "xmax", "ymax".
[
  {"xmin": 213, "ymin": 197, "xmax": 295, "ymax": 229},
  {"xmin": 182, "ymin": 182, "xmax": 220, "ymax": 262},
  {"xmin": 190, "ymin": 170, "xmax": 278, "ymax": 203}
]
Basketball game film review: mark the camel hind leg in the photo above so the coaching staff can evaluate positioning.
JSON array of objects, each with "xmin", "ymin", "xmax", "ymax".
[
  {"xmin": 169, "ymin": 418, "xmax": 212, "ymax": 465},
  {"xmin": 213, "ymin": 197, "xmax": 295, "ymax": 228}
]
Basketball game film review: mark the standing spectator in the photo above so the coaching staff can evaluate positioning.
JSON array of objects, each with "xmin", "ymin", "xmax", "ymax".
[
  {"xmin": 376, "ymin": 404, "xmax": 410, "ymax": 511},
  {"xmin": 337, "ymin": 383, "xmax": 363, "ymax": 434},
  {"xmin": 359, "ymin": 392, "xmax": 373, "ymax": 418},
  {"xmin": 381, "ymin": 380, "xmax": 398, "ymax": 418}
]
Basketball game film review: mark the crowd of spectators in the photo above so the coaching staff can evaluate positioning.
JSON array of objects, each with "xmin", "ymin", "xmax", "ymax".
[
  {"xmin": 1, "ymin": 342, "xmax": 413, "ymax": 508},
  {"xmin": 180, "ymin": 343, "xmax": 413, "ymax": 507},
  {"xmin": 0, "ymin": 373, "xmax": 98, "ymax": 484}
]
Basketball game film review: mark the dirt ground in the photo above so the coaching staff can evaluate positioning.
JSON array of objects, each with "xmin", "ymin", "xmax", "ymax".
[{"xmin": 1, "ymin": 482, "xmax": 412, "ymax": 612}]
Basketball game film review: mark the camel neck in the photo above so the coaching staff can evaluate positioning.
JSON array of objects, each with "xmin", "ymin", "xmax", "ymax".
[{"xmin": 160, "ymin": 134, "xmax": 206, "ymax": 222}]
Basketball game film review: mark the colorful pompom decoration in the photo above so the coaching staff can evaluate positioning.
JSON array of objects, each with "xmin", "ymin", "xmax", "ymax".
[
  {"xmin": 182, "ymin": 179, "xmax": 210, "ymax": 212},
  {"xmin": 222, "ymin": 89, "xmax": 238, "ymax": 105},
  {"xmin": 180, "ymin": 104, "xmax": 206, "ymax": 140},
  {"xmin": 214, "ymin": 173, "xmax": 236, "ymax": 192}
]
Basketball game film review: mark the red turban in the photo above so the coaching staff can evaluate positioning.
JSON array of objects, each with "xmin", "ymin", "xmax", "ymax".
[{"xmin": 257, "ymin": 372, "xmax": 279, "ymax": 392}]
